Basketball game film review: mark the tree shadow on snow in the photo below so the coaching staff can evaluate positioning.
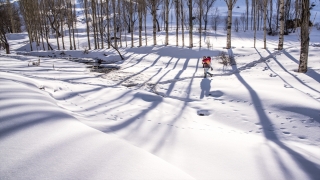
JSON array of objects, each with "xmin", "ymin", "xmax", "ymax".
[
  {"xmin": 229, "ymin": 48, "xmax": 320, "ymax": 180},
  {"xmin": 264, "ymin": 49, "xmax": 320, "ymax": 97},
  {"xmin": 282, "ymin": 49, "xmax": 320, "ymax": 83}
]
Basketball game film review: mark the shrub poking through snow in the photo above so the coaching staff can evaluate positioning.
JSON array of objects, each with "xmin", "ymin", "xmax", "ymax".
[
  {"xmin": 83, "ymin": 47, "xmax": 89, "ymax": 54},
  {"xmin": 218, "ymin": 51, "xmax": 231, "ymax": 66},
  {"xmin": 60, "ymin": 51, "xmax": 66, "ymax": 56},
  {"xmin": 28, "ymin": 58, "xmax": 40, "ymax": 66},
  {"xmin": 315, "ymin": 22, "xmax": 320, "ymax": 30}
]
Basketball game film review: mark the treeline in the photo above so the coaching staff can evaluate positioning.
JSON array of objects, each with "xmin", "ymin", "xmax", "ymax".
[{"xmin": 0, "ymin": 0, "xmax": 313, "ymax": 72}]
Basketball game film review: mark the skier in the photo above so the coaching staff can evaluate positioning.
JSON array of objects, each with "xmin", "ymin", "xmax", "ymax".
[{"xmin": 202, "ymin": 56, "xmax": 213, "ymax": 78}]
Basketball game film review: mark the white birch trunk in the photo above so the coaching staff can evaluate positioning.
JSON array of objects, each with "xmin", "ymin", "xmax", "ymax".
[
  {"xmin": 165, "ymin": 0, "xmax": 169, "ymax": 45},
  {"xmin": 263, "ymin": 0, "xmax": 268, "ymax": 49},
  {"xmin": 130, "ymin": 0, "xmax": 134, "ymax": 47},
  {"xmin": 298, "ymin": 0, "xmax": 310, "ymax": 73},
  {"xmin": 138, "ymin": 0, "xmax": 143, "ymax": 47},
  {"xmin": 84, "ymin": 0, "xmax": 91, "ymax": 49},
  {"xmin": 226, "ymin": 3, "xmax": 232, "ymax": 49},
  {"xmin": 180, "ymin": 0, "xmax": 185, "ymax": 47},
  {"xmin": 199, "ymin": 0, "xmax": 202, "ymax": 47},
  {"xmin": 152, "ymin": 4, "xmax": 157, "ymax": 45},
  {"xmin": 175, "ymin": 0, "xmax": 179, "ymax": 46},
  {"xmin": 188, "ymin": 0, "xmax": 193, "ymax": 48},
  {"xmin": 278, "ymin": 0, "xmax": 284, "ymax": 50}
]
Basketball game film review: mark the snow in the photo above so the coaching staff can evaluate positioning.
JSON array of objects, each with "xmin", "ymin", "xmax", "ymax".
[{"xmin": 1, "ymin": 0, "xmax": 320, "ymax": 179}]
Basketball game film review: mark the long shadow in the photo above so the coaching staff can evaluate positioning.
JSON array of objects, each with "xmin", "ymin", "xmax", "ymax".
[
  {"xmin": 165, "ymin": 57, "xmax": 191, "ymax": 96},
  {"xmin": 282, "ymin": 49, "xmax": 320, "ymax": 83},
  {"xmin": 110, "ymin": 55, "xmax": 163, "ymax": 87},
  {"xmin": 265, "ymin": 49, "xmax": 320, "ymax": 96},
  {"xmin": 102, "ymin": 93, "xmax": 163, "ymax": 133},
  {"xmin": 229, "ymin": 49, "xmax": 320, "ymax": 179},
  {"xmin": 151, "ymin": 57, "xmax": 201, "ymax": 153}
]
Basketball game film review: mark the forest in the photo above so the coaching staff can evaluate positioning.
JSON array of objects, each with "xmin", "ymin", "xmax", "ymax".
[{"xmin": 0, "ymin": 0, "xmax": 318, "ymax": 72}]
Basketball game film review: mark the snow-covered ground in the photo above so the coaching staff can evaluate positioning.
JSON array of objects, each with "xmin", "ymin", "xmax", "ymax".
[{"xmin": 1, "ymin": 1, "xmax": 320, "ymax": 180}]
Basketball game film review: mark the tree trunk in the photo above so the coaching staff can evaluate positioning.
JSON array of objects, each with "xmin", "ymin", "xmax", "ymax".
[
  {"xmin": 278, "ymin": 0, "xmax": 284, "ymax": 50},
  {"xmin": 5, "ymin": 43, "xmax": 10, "ymax": 54},
  {"xmin": 145, "ymin": 7, "xmax": 147, "ymax": 46},
  {"xmin": 56, "ymin": 30, "xmax": 60, "ymax": 50},
  {"xmin": 152, "ymin": 4, "xmax": 157, "ymax": 45},
  {"xmin": 130, "ymin": 0, "xmax": 134, "ymax": 47},
  {"xmin": 269, "ymin": 0, "xmax": 273, "ymax": 31},
  {"xmin": 84, "ymin": 0, "xmax": 91, "ymax": 49},
  {"xmin": 106, "ymin": 0, "xmax": 110, "ymax": 49},
  {"xmin": 112, "ymin": 0, "xmax": 117, "ymax": 48},
  {"xmin": 61, "ymin": 20, "xmax": 65, "ymax": 50},
  {"xmin": 246, "ymin": 0, "xmax": 249, "ymax": 30},
  {"xmin": 226, "ymin": 2, "xmax": 233, "ymax": 49},
  {"xmin": 180, "ymin": 0, "xmax": 185, "ymax": 47},
  {"xmin": 263, "ymin": 0, "xmax": 268, "ymax": 49},
  {"xmin": 99, "ymin": 0, "xmax": 104, "ymax": 49},
  {"xmin": 298, "ymin": 0, "xmax": 310, "ymax": 73},
  {"xmin": 199, "ymin": 0, "xmax": 202, "ymax": 47},
  {"xmin": 138, "ymin": 0, "xmax": 143, "ymax": 47},
  {"xmin": 117, "ymin": 0, "xmax": 122, "ymax": 48},
  {"xmin": 73, "ymin": 3, "xmax": 77, "ymax": 50},
  {"xmin": 175, "ymin": 0, "xmax": 179, "ymax": 46},
  {"xmin": 91, "ymin": 0, "xmax": 97, "ymax": 49},
  {"xmin": 165, "ymin": 0, "xmax": 169, "ymax": 45},
  {"xmin": 188, "ymin": 0, "xmax": 193, "ymax": 48},
  {"xmin": 253, "ymin": 0, "xmax": 257, "ymax": 48}
]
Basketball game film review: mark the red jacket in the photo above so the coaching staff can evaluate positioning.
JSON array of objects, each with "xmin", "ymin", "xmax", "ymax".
[{"xmin": 202, "ymin": 57, "xmax": 211, "ymax": 68}]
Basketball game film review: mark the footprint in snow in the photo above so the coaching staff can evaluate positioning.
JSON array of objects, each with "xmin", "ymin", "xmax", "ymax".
[
  {"xmin": 284, "ymin": 84, "xmax": 293, "ymax": 88},
  {"xmin": 197, "ymin": 109, "xmax": 212, "ymax": 116},
  {"xmin": 298, "ymin": 136, "xmax": 307, "ymax": 139}
]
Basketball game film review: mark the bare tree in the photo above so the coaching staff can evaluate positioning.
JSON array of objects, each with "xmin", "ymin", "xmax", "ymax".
[
  {"xmin": 180, "ymin": 0, "xmax": 185, "ymax": 47},
  {"xmin": 6, "ymin": 0, "xmax": 14, "ymax": 33},
  {"xmin": 111, "ymin": 0, "xmax": 118, "ymax": 48},
  {"xmin": 146, "ymin": 0, "xmax": 162, "ymax": 45},
  {"xmin": 278, "ymin": 0, "xmax": 284, "ymax": 50},
  {"xmin": 246, "ymin": 0, "xmax": 249, "ymax": 30},
  {"xmin": 84, "ymin": 0, "xmax": 91, "ymax": 49},
  {"xmin": 298, "ymin": 0, "xmax": 310, "ymax": 73},
  {"xmin": 66, "ymin": 0, "xmax": 73, "ymax": 50},
  {"xmin": 268, "ymin": 0, "xmax": 273, "ymax": 33},
  {"xmin": 262, "ymin": 0, "xmax": 268, "ymax": 49},
  {"xmin": 240, "ymin": 12, "xmax": 246, "ymax": 31},
  {"xmin": 0, "ymin": 0, "xmax": 11, "ymax": 53},
  {"xmin": 253, "ymin": 0, "xmax": 257, "ymax": 47},
  {"xmin": 106, "ymin": 0, "xmax": 111, "ymax": 49},
  {"xmin": 130, "ymin": 0, "xmax": 134, "ymax": 47},
  {"xmin": 20, "ymin": 0, "xmax": 42, "ymax": 51},
  {"xmin": 164, "ymin": 0, "xmax": 169, "ymax": 45},
  {"xmin": 195, "ymin": 0, "xmax": 203, "ymax": 47},
  {"xmin": 173, "ymin": 0, "xmax": 180, "ymax": 46},
  {"xmin": 138, "ymin": 0, "xmax": 145, "ymax": 47},
  {"xmin": 188, "ymin": 0, "xmax": 193, "ymax": 48},
  {"xmin": 175, "ymin": 0, "xmax": 180, "ymax": 46},
  {"xmin": 233, "ymin": 17, "xmax": 239, "ymax": 32},
  {"xmin": 224, "ymin": 0, "xmax": 238, "ymax": 49},
  {"xmin": 211, "ymin": 8, "xmax": 220, "ymax": 32},
  {"xmin": 202, "ymin": 0, "xmax": 216, "ymax": 31},
  {"xmin": 91, "ymin": 0, "xmax": 98, "ymax": 49}
]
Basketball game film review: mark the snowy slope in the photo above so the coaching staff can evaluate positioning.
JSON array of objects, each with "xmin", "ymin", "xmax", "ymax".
[{"xmin": 1, "ymin": 0, "xmax": 320, "ymax": 179}]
